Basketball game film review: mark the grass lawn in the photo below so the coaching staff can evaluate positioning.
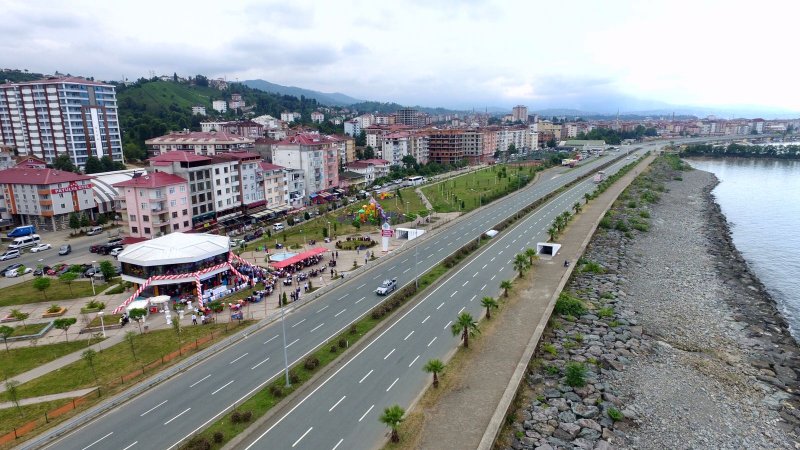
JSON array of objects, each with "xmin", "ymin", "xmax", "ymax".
[
  {"xmin": 0, "ymin": 321, "xmax": 250, "ymax": 402},
  {"xmin": 8, "ymin": 323, "xmax": 49, "ymax": 338},
  {"xmin": 422, "ymin": 165, "xmax": 538, "ymax": 213},
  {"xmin": 0, "ymin": 279, "xmax": 110, "ymax": 307},
  {"xmin": 86, "ymin": 314, "xmax": 122, "ymax": 328},
  {"xmin": 0, "ymin": 337, "xmax": 104, "ymax": 379},
  {"xmin": 0, "ymin": 399, "xmax": 68, "ymax": 437}
]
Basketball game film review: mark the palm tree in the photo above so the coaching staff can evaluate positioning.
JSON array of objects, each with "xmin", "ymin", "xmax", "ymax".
[
  {"xmin": 500, "ymin": 280, "xmax": 513, "ymax": 298},
  {"xmin": 423, "ymin": 359, "xmax": 445, "ymax": 388},
  {"xmin": 584, "ymin": 192, "xmax": 591, "ymax": 204},
  {"xmin": 513, "ymin": 253, "xmax": 530, "ymax": 278},
  {"xmin": 547, "ymin": 226, "xmax": 558, "ymax": 241},
  {"xmin": 524, "ymin": 247, "xmax": 539, "ymax": 266},
  {"xmin": 481, "ymin": 297, "xmax": 498, "ymax": 319},
  {"xmin": 379, "ymin": 404, "xmax": 406, "ymax": 443},
  {"xmin": 451, "ymin": 312, "xmax": 480, "ymax": 348},
  {"xmin": 573, "ymin": 201, "xmax": 582, "ymax": 214}
]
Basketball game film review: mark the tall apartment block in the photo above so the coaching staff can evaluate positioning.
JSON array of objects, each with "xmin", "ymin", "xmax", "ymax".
[{"xmin": 0, "ymin": 77, "xmax": 123, "ymax": 168}]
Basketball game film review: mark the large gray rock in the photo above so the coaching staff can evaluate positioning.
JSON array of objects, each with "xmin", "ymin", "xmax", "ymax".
[
  {"xmin": 549, "ymin": 397, "xmax": 569, "ymax": 411},
  {"xmin": 577, "ymin": 418, "xmax": 602, "ymax": 431},
  {"xmin": 572, "ymin": 403, "xmax": 601, "ymax": 419},
  {"xmin": 558, "ymin": 411, "xmax": 577, "ymax": 423}
]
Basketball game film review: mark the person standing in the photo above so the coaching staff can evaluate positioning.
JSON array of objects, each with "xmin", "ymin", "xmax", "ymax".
[{"xmin": 191, "ymin": 313, "xmax": 197, "ymax": 325}]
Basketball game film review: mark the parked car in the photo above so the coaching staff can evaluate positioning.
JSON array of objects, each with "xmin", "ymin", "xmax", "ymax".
[
  {"xmin": 58, "ymin": 244, "xmax": 72, "ymax": 255},
  {"xmin": 86, "ymin": 226, "xmax": 104, "ymax": 236},
  {"xmin": 90, "ymin": 244, "xmax": 103, "ymax": 253},
  {"xmin": 29, "ymin": 243, "xmax": 52, "ymax": 253},
  {"xmin": 6, "ymin": 267, "xmax": 33, "ymax": 277},
  {"xmin": 107, "ymin": 237, "xmax": 123, "ymax": 246},
  {"xmin": 0, "ymin": 249, "xmax": 21, "ymax": 261},
  {"xmin": 272, "ymin": 223, "xmax": 285, "ymax": 231},
  {"xmin": 1, "ymin": 263, "xmax": 22, "ymax": 274},
  {"xmin": 47, "ymin": 263, "xmax": 68, "ymax": 276},
  {"xmin": 33, "ymin": 266, "xmax": 51, "ymax": 277},
  {"xmin": 109, "ymin": 247, "xmax": 124, "ymax": 257},
  {"xmin": 84, "ymin": 267, "xmax": 100, "ymax": 278},
  {"xmin": 375, "ymin": 277, "xmax": 398, "ymax": 295}
]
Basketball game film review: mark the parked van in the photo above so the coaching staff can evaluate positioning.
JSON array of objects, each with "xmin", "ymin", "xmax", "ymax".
[
  {"xmin": 8, "ymin": 234, "xmax": 41, "ymax": 250},
  {"xmin": 404, "ymin": 176, "xmax": 425, "ymax": 187},
  {"xmin": 86, "ymin": 226, "xmax": 104, "ymax": 236},
  {"xmin": 7, "ymin": 225, "xmax": 35, "ymax": 238}
]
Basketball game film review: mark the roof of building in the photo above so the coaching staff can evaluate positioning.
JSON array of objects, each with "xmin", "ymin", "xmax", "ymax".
[
  {"xmin": 360, "ymin": 158, "xmax": 391, "ymax": 165},
  {"xmin": 0, "ymin": 76, "xmax": 114, "ymax": 88},
  {"xmin": 113, "ymin": 171, "xmax": 187, "ymax": 188},
  {"xmin": 117, "ymin": 232, "xmax": 230, "ymax": 266},
  {"xmin": 148, "ymin": 151, "xmax": 211, "ymax": 163},
  {"xmin": 346, "ymin": 161, "xmax": 374, "ymax": 169},
  {"xmin": 90, "ymin": 169, "xmax": 149, "ymax": 211},
  {"xmin": 340, "ymin": 171, "xmax": 365, "ymax": 179},
  {"xmin": 0, "ymin": 167, "xmax": 93, "ymax": 185},
  {"xmin": 145, "ymin": 131, "xmax": 255, "ymax": 145},
  {"xmin": 275, "ymin": 133, "xmax": 339, "ymax": 146},
  {"xmin": 214, "ymin": 151, "xmax": 261, "ymax": 160},
  {"xmin": 259, "ymin": 162, "xmax": 285, "ymax": 171}
]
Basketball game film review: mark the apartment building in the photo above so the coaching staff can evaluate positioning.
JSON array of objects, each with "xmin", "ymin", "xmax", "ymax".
[
  {"xmin": 427, "ymin": 129, "xmax": 482, "ymax": 165},
  {"xmin": 512, "ymin": 105, "xmax": 528, "ymax": 123},
  {"xmin": 212, "ymin": 100, "xmax": 227, "ymax": 113},
  {"xmin": 259, "ymin": 162, "xmax": 288, "ymax": 208},
  {"xmin": 0, "ymin": 77, "xmax": 122, "ymax": 167},
  {"xmin": 381, "ymin": 132, "xmax": 410, "ymax": 165},
  {"xmin": 228, "ymin": 94, "xmax": 245, "ymax": 110},
  {"xmin": 409, "ymin": 131, "xmax": 429, "ymax": 164},
  {"xmin": 396, "ymin": 108, "xmax": 420, "ymax": 127},
  {"xmin": 200, "ymin": 120, "xmax": 263, "ymax": 138},
  {"xmin": 280, "ymin": 112, "xmax": 301, "ymax": 122},
  {"xmin": 311, "ymin": 111, "xmax": 325, "ymax": 123},
  {"xmin": 114, "ymin": 172, "xmax": 191, "ymax": 239},
  {"xmin": 271, "ymin": 133, "xmax": 339, "ymax": 198},
  {"xmin": 145, "ymin": 130, "xmax": 255, "ymax": 157}
]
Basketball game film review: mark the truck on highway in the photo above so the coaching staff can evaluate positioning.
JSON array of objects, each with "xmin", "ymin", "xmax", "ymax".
[
  {"xmin": 561, "ymin": 159, "xmax": 577, "ymax": 167},
  {"xmin": 593, "ymin": 171, "xmax": 606, "ymax": 184},
  {"xmin": 7, "ymin": 225, "xmax": 35, "ymax": 238}
]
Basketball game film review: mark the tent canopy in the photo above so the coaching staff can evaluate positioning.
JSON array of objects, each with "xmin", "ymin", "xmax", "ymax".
[
  {"xmin": 270, "ymin": 247, "xmax": 327, "ymax": 269},
  {"xmin": 126, "ymin": 299, "xmax": 150, "ymax": 312},
  {"xmin": 149, "ymin": 295, "xmax": 171, "ymax": 304}
]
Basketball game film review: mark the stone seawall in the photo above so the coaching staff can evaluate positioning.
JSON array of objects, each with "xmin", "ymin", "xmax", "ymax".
[{"xmin": 502, "ymin": 157, "xmax": 799, "ymax": 449}]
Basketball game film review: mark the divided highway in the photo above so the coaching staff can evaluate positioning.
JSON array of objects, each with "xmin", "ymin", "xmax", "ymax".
[{"xmin": 32, "ymin": 147, "xmax": 649, "ymax": 450}]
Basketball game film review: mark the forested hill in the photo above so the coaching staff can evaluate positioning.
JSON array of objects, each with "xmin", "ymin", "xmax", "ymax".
[{"xmin": 681, "ymin": 143, "xmax": 800, "ymax": 159}]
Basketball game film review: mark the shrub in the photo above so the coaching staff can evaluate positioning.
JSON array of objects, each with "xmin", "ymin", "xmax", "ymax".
[
  {"xmin": 541, "ymin": 343, "xmax": 557, "ymax": 356},
  {"xmin": 304, "ymin": 356, "xmax": 320, "ymax": 371},
  {"xmin": 614, "ymin": 220, "xmax": 629, "ymax": 232},
  {"xmin": 607, "ymin": 406, "xmax": 624, "ymax": 421},
  {"xmin": 231, "ymin": 411, "xmax": 243, "ymax": 424},
  {"xmin": 47, "ymin": 304, "xmax": 62, "ymax": 313},
  {"xmin": 270, "ymin": 384, "xmax": 284, "ymax": 397},
  {"xmin": 674, "ymin": 176, "xmax": 683, "ymax": 181},
  {"xmin": 562, "ymin": 341, "xmax": 576, "ymax": 350},
  {"xmin": 105, "ymin": 284, "xmax": 125, "ymax": 295},
  {"xmin": 572, "ymin": 333, "xmax": 584, "ymax": 343},
  {"xmin": 638, "ymin": 210, "xmax": 650, "ymax": 218},
  {"xmin": 580, "ymin": 261, "xmax": 605, "ymax": 274},
  {"xmin": 330, "ymin": 345, "xmax": 338, "ymax": 353},
  {"xmin": 627, "ymin": 200, "xmax": 637, "ymax": 208},
  {"xmin": 564, "ymin": 362, "xmax": 587, "ymax": 387},
  {"xmin": 545, "ymin": 365, "xmax": 560, "ymax": 376},
  {"xmin": 241, "ymin": 411, "xmax": 253, "ymax": 422},
  {"xmin": 597, "ymin": 307, "xmax": 615, "ymax": 318},
  {"xmin": 632, "ymin": 222, "xmax": 650, "ymax": 232},
  {"xmin": 600, "ymin": 291, "xmax": 615, "ymax": 300},
  {"xmin": 213, "ymin": 431, "xmax": 224, "ymax": 443},
  {"xmin": 554, "ymin": 293, "xmax": 586, "ymax": 317},
  {"xmin": 289, "ymin": 369, "xmax": 300, "ymax": 384},
  {"xmin": 338, "ymin": 338, "xmax": 347, "ymax": 349},
  {"xmin": 598, "ymin": 217, "xmax": 612, "ymax": 229},
  {"xmin": 185, "ymin": 436, "xmax": 211, "ymax": 450},
  {"xmin": 349, "ymin": 324, "xmax": 358, "ymax": 334},
  {"xmin": 641, "ymin": 190, "xmax": 660, "ymax": 204}
]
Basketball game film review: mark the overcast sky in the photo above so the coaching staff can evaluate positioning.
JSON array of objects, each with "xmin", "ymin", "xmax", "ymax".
[{"xmin": 2, "ymin": 0, "xmax": 797, "ymax": 116}]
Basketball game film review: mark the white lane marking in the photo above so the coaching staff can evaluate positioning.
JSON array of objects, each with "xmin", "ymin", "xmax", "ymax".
[
  {"xmin": 444, "ymin": 320, "xmax": 452, "ymax": 330},
  {"xmin": 329, "ymin": 395, "xmax": 346, "ymax": 412},
  {"xmin": 82, "ymin": 432, "xmax": 113, "ymax": 450},
  {"xmin": 490, "ymin": 257, "xmax": 496, "ymax": 262},
  {"xmin": 384, "ymin": 348, "xmax": 395, "ymax": 360},
  {"xmin": 229, "ymin": 353, "xmax": 249, "ymax": 365},
  {"xmin": 512, "ymin": 238, "xmax": 517, "ymax": 243},
  {"xmin": 422, "ymin": 315, "xmax": 430, "ymax": 323},
  {"xmin": 317, "ymin": 305, "xmax": 329, "ymax": 313},
  {"xmin": 438, "ymin": 247, "xmax": 443, "ymax": 252},
  {"xmin": 482, "ymin": 264, "xmax": 488, "ymax": 269},
  {"xmin": 292, "ymin": 427, "xmax": 313, "ymax": 448},
  {"xmin": 498, "ymin": 250, "xmax": 503, "ymax": 255},
  {"xmin": 401, "ymin": 258, "xmax": 409, "ymax": 263},
  {"xmin": 373, "ymin": 274, "xmax": 381, "ymax": 280},
  {"xmin": 355, "ymin": 296, "xmax": 366, "ymax": 304},
  {"xmin": 386, "ymin": 377, "xmax": 399, "ymax": 392},
  {"xmin": 357, "ymin": 283, "xmax": 366, "ymax": 289},
  {"xmin": 470, "ymin": 295, "xmax": 477, "ymax": 302},
  {"xmin": 359, "ymin": 369, "xmax": 373, "ymax": 384},
  {"xmin": 189, "ymin": 374, "xmax": 210, "ymax": 388},
  {"xmin": 463, "ymin": 281, "xmax": 469, "ymax": 287},
  {"xmin": 459, "ymin": 306, "xmax": 465, "ymax": 314},
  {"xmin": 359, "ymin": 404, "xmax": 375, "ymax": 422},
  {"xmin": 427, "ymin": 254, "xmax": 433, "ymax": 259},
  {"xmin": 403, "ymin": 268, "xmax": 411, "ymax": 273},
  {"xmin": 335, "ymin": 309, "xmax": 346, "ymax": 317},
  {"xmin": 337, "ymin": 294, "xmax": 348, "ymax": 301},
  {"xmin": 409, "ymin": 355, "xmax": 420, "ymax": 367},
  {"xmin": 264, "ymin": 335, "xmax": 279, "ymax": 345},
  {"xmin": 332, "ymin": 439, "xmax": 344, "ymax": 450},
  {"xmin": 428, "ymin": 336, "xmax": 437, "ymax": 347},
  {"xmin": 481, "ymin": 284, "xmax": 487, "ymax": 291},
  {"xmin": 291, "ymin": 319, "xmax": 306, "ymax": 328},
  {"xmin": 404, "ymin": 330, "xmax": 414, "ymax": 340},
  {"xmin": 121, "ymin": 442, "xmax": 138, "ymax": 450},
  {"xmin": 389, "ymin": 265, "xmax": 396, "ymax": 270},
  {"xmin": 436, "ymin": 302, "xmax": 444, "ymax": 310},
  {"xmin": 251, "ymin": 357, "xmax": 270, "ymax": 370},
  {"xmin": 286, "ymin": 338, "xmax": 299, "ymax": 348},
  {"xmin": 310, "ymin": 323, "xmax": 324, "ymax": 333},
  {"xmin": 505, "ymin": 244, "xmax": 510, "ymax": 249},
  {"xmin": 451, "ymin": 291, "xmax": 458, "ymax": 297},
  {"xmin": 164, "ymin": 408, "xmax": 191, "ymax": 425},
  {"xmin": 140, "ymin": 400, "xmax": 168, "ymax": 417},
  {"xmin": 212, "ymin": 380, "xmax": 235, "ymax": 395},
  {"xmin": 473, "ymin": 272, "xmax": 478, "ymax": 278},
  {"xmin": 491, "ymin": 275, "xmax": 496, "ymax": 280}
]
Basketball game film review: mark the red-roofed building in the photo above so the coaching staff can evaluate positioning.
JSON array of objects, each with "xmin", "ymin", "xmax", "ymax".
[
  {"xmin": 145, "ymin": 130, "xmax": 255, "ymax": 157},
  {"xmin": 114, "ymin": 172, "xmax": 191, "ymax": 239},
  {"xmin": 0, "ymin": 165, "xmax": 95, "ymax": 231},
  {"xmin": 272, "ymin": 133, "xmax": 339, "ymax": 201}
]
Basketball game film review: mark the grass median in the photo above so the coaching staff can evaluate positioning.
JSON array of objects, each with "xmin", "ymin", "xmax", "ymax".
[
  {"xmin": 0, "ymin": 279, "xmax": 110, "ymax": 307},
  {"xmin": 0, "ymin": 337, "xmax": 104, "ymax": 379}
]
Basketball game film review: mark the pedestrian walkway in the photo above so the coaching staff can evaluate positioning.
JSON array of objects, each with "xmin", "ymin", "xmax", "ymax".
[
  {"xmin": 413, "ymin": 155, "xmax": 655, "ymax": 449},
  {"xmin": 0, "ymin": 388, "xmax": 98, "ymax": 409}
]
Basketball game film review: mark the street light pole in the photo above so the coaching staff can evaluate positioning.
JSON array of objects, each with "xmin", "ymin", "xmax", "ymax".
[
  {"xmin": 414, "ymin": 245, "xmax": 419, "ymax": 289},
  {"xmin": 281, "ymin": 302, "xmax": 290, "ymax": 387},
  {"xmin": 90, "ymin": 260, "xmax": 97, "ymax": 296},
  {"xmin": 98, "ymin": 311, "xmax": 106, "ymax": 338}
]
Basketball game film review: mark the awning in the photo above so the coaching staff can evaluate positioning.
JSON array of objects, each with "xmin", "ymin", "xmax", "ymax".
[{"xmin": 269, "ymin": 247, "xmax": 328, "ymax": 269}]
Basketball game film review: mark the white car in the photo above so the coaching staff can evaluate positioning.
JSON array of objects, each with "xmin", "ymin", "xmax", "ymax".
[
  {"xmin": 29, "ymin": 243, "xmax": 52, "ymax": 253},
  {"xmin": 109, "ymin": 247, "xmax": 124, "ymax": 257},
  {"xmin": 5, "ymin": 267, "xmax": 33, "ymax": 277}
]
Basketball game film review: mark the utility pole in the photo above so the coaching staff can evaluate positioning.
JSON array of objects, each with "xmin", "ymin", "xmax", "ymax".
[{"xmin": 281, "ymin": 304, "xmax": 290, "ymax": 387}]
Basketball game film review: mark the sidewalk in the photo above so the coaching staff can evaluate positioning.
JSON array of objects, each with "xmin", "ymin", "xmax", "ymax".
[
  {"xmin": 412, "ymin": 155, "xmax": 655, "ymax": 449},
  {"xmin": 0, "ymin": 388, "xmax": 98, "ymax": 409}
]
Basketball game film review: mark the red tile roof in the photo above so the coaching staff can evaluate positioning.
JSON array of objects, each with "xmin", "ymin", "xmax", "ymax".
[
  {"xmin": 276, "ymin": 133, "xmax": 339, "ymax": 146},
  {"xmin": 0, "ymin": 167, "xmax": 93, "ymax": 185},
  {"xmin": 112, "ymin": 172, "xmax": 187, "ymax": 188},
  {"xmin": 215, "ymin": 152, "xmax": 261, "ymax": 160},
  {"xmin": 145, "ymin": 131, "xmax": 255, "ymax": 145},
  {"xmin": 259, "ymin": 162, "xmax": 285, "ymax": 171},
  {"xmin": 148, "ymin": 151, "xmax": 211, "ymax": 163},
  {"xmin": 0, "ymin": 76, "xmax": 114, "ymax": 88},
  {"xmin": 360, "ymin": 158, "xmax": 391, "ymax": 165}
]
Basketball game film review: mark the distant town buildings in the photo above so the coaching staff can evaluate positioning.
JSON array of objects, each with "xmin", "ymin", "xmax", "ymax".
[
  {"xmin": 511, "ymin": 105, "xmax": 528, "ymax": 123},
  {"xmin": 228, "ymin": 94, "xmax": 245, "ymax": 110},
  {"xmin": 0, "ymin": 76, "xmax": 123, "ymax": 168},
  {"xmin": 145, "ymin": 130, "xmax": 255, "ymax": 157},
  {"xmin": 211, "ymin": 100, "xmax": 227, "ymax": 113},
  {"xmin": 281, "ymin": 112, "xmax": 301, "ymax": 122},
  {"xmin": 191, "ymin": 105, "xmax": 207, "ymax": 116},
  {"xmin": 311, "ymin": 111, "xmax": 325, "ymax": 123}
]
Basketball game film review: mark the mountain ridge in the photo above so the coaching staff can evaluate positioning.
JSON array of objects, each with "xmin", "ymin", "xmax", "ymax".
[{"xmin": 242, "ymin": 79, "xmax": 362, "ymax": 106}]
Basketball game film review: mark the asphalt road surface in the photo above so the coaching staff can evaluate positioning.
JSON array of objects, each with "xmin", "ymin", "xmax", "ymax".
[{"xmin": 33, "ymin": 147, "xmax": 652, "ymax": 450}]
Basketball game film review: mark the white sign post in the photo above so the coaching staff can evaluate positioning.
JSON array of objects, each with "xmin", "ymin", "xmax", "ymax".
[{"xmin": 381, "ymin": 222, "xmax": 393, "ymax": 252}]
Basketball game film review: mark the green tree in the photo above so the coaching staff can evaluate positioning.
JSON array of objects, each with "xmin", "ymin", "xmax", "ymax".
[
  {"xmin": 423, "ymin": 359, "xmax": 445, "ymax": 388},
  {"xmin": 125, "ymin": 330, "xmax": 138, "ymax": 360},
  {"xmin": 507, "ymin": 143, "xmax": 517, "ymax": 155},
  {"xmin": 5, "ymin": 380, "xmax": 22, "ymax": 417},
  {"xmin": 52, "ymin": 154, "xmax": 77, "ymax": 173},
  {"xmin": 59, "ymin": 271, "xmax": 78, "ymax": 294},
  {"xmin": 53, "ymin": 317, "xmax": 77, "ymax": 342},
  {"xmin": 33, "ymin": 276, "xmax": 51, "ymax": 300},
  {"xmin": 171, "ymin": 316, "xmax": 182, "ymax": 349},
  {"xmin": 500, "ymin": 280, "xmax": 512, "ymax": 298},
  {"xmin": 100, "ymin": 155, "xmax": 117, "ymax": 172},
  {"xmin": 10, "ymin": 309, "xmax": 29, "ymax": 328},
  {"xmin": 513, "ymin": 253, "xmax": 530, "ymax": 278},
  {"xmin": 355, "ymin": 130, "xmax": 367, "ymax": 147},
  {"xmin": 84, "ymin": 155, "xmax": 104, "ymax": 174},
  {"xmin": 82, "ymin": 348, "xmax": 99, "ymax": 383},
  {"xmin": 584, "ymin": 192, "xmax": 591, "ymax": 204},
  {"xmin": 16, "ymin": 264, "xmax": 26, "ymax": 278},
  {"xmin": 481, "ymin": 296, "xmax": 498, "ymax": 319},
  {"xmin": 363, "ymin": 145, "xmax": 375, "ymax": 160},
  {"xmin": 546, "ymin": 137, "xmax": 557, "ymax": 148},
  {"xmin": 379, "ymin": 404, "xmax": 406, "ymax": 443},
  {"xmin": 547, "ymin": 226, "xmax": 558, "ymax": 241},
  {"xmin": 80, "ymin": 213, "xmax": 90, "ymax": 230},
  {"xmin": 451, "ymin": 312, "xmax": 480, "ymax": 348},
  {"xmin": 524, "ymin": 247, "xmax": 539, "ymax": 266},
  {"xmin": 68, "ymin": 212, "xmax": 81, "ymax": 232},
  {"xmin": 0, "ymin": 325, "xmax": 13, "ymax": 352},
  {"xmin": 129, "ymin": 308, "xmax": 147, "ymax": 334},
  {"xmin": 573, "ymin": 201, "xmax": 582, "ymax": 214},
  {"xmin": 99, "ymin": 260, "xmax": 116, "ymax": 282}
]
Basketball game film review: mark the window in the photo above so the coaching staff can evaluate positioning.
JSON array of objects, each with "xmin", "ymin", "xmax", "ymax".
[
  {"xmin": 155, "ymin": 189, "xmax": 162, "ymax": 197},
  {"xmin": 180, "ymin": 197, "xmax": 186, "ymax": 205},
  {"xmin": 143, "ymin": 215, "xmax": 149, "ymax": 222},
  {"xmin": 215, "ymin": 168, "xmax": 220, "ymax": 175},
  {"xmin": 170, "ymin": 200, "xmax": 176, "ymax": 207},
  {"xmin": 172, "ymin": 212, "xmax": 178, "ymax": 218},
  {"xmin": 60, "ymin": 203, "xmax": 65, "ymax": 208},
  {"xmin": 217, "ymin": 201, "xmax": 222, "ymax": 207},
  {"xmin": 132, "ymin": 226, "xmax": 138, "ymax": 233},
  {"xmin": 144, "ymin": 227, "xmax": 150, "ymax": 234},
  {"xmin": 180, "ymin": 185, "xmax": 185, "ymax": 192},
  {"xmin": 129, "ymin": 214, "xmax": 136, "ymax": 221},
  {"xmin": 193, "ymin": 207, "xmax": 198, "ymax": 215},
  {"xmin": 224, "ymin": 167, "xmax": 228, "ymax": 173},
  {"xmin": 169, "ymin": 187, "xmax": 175, "ymax": 194},
  {"xmin": 182, "ymin": 209, "xmax": 188, "ymax": 216},
  {"xmin": 216, "ymin": 179, "xmax": 220, "ymax": 186},
  {"xmin": 141, "ymin": 203, "xmax": 146, "ymax": 209},
  {"xmin": 184, "ymin": 221, "xmax": 189, "ymax": 227},
  {"xmin": 173, "ymin": 224, "xmax": 179, "ymax": 230},
  {"xmin": 139, "ymin": 190, "xmax": 144, "ymax": 197}
]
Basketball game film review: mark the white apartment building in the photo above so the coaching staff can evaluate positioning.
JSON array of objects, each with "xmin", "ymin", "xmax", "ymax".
[
  {"xmin": 280, "ymin": 112, "xmax": 301, "ymax": 122},
  {"xmin": 344, "ymin": 119, "xmax": 361, "ymax": 137},
  {"xmin": 252, "ymin": 115, "xmax": 279, "ymax": 129},
  {"xmin": 228, "ymin": 94, "xmax": 245, "ymax": 110},
  {"xmin": 381, "ymin": 132, "xmax": 410, "ymax": 166},
  {"xmin": 212, "ymin": 100, "xmax": 227, "ymax": 113},
  {"xmin": 191, "ymin": 106, "xmax": 207, "ymax": 116},
  {"xmin": 410, "ymin": 132, "xmax": 429, "ymax": 164},
  {"xmin": 311, "ymin": 111, "xmax": 325, "ymax": 123},
  {"xmin": 259, "ymin": 162, "xmax": 288, "ymax": 208},
  {"xmin": 498, "ymin": 126, "xmax": 530, "ymax": 152},
  {"xmin": 512, "ymin": 105, "xmax": 528, "ymax": 123},
  {"xmin": 284, "ymin": 167, "xmax": 306, "ymax": 207},
  {"xmin": 0, "ymin": 77, "xmax": 123, "ymax": 167},
  {"xmin": 145, "ymin": 131, "xmax": 255, "ymax": 156}
]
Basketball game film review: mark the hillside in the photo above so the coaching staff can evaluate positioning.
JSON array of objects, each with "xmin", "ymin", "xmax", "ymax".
[
  {"xmin": 118, "ymin": 81, "xmax": 224, "ymax": 112},
  {"xmin": 243, "ymin": 79, "xmax": 361, "ymax": 106}
]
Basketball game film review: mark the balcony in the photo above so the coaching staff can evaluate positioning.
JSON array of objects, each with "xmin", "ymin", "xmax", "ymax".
[
  {"xmin": 38, "ymin": 189, "xmax": 51, "ymax": 196},
  {"xmin": 39, "ymin": 199, "xmax": 52, "ymax": 206},
  {"xmin": 148, "ymin": 196, "xmax": 165, "ymax": 203},
  {"xmin": 150, "ymin": 203, "xmax": 166, "ymax": 213}
]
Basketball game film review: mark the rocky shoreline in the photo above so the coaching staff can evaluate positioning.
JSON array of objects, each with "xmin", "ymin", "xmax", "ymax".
[{"xmin": 502, "ymin": 157, "xmax": 799, "ymax": 450}]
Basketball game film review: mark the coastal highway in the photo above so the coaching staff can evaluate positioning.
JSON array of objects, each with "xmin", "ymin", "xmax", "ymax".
[{"xmin": 31, "ymin": 147, "xmax": 649, "ymax": 450}]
